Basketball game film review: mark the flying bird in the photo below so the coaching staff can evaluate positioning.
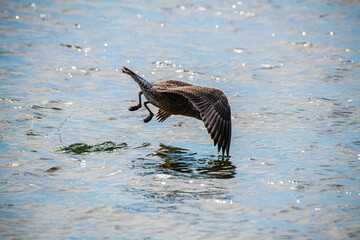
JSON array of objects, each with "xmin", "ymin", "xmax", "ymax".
[{"xmin": 122, "ymin": 67, "xmax": 232, "ymax": 156}]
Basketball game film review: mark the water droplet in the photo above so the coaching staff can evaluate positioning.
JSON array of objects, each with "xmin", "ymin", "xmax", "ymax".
[
  {"xmin": 245, "ymin": 12, "xmax": 255, "ymax": 17},
  {"xmin": 157, "ymin": 174, "xmax": 171, "ymax": 179},
  {"xmin": 233, "ymin": 48, "xmax": 244, "ymax": 53}
]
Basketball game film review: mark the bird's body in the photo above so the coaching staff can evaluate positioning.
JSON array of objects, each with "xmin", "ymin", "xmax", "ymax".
[
  {"xmin": 145, "ymin": 80, "xmax": 201, "ymax": 120},
  {"xmin": 122, "ymin": 67, "xmax": 232, "ymax": 156}
]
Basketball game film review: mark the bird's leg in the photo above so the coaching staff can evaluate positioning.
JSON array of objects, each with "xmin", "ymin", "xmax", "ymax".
[
  {"xmin": 143, "ymin": 101, "xmax": 154, "ymax": 123},
  {"xmin": 129, "ymin": 91, "xmax": 143, "ymax": 111}
]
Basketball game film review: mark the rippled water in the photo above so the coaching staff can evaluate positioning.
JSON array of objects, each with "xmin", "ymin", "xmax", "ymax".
[{"xmin": 1, "ymin": 0, "xmax": 359, "ymax": 239}]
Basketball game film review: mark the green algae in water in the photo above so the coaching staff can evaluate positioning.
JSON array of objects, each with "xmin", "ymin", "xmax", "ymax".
[{"xmin": 61, "ymin": 141, "xmax": 127, "ymax": 154}]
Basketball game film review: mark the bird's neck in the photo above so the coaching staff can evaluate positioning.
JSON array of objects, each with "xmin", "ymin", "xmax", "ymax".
[{"xmin": 133, "ymin": 74, "xmax": 152, "ymax": 90}]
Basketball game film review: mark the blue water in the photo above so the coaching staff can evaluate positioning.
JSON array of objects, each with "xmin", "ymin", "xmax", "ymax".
[{"xmin": 1, "ymin": 0, "xmax": 359, "ymax": 239}]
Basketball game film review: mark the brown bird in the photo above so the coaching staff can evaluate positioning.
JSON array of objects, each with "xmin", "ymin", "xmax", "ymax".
[{"xmin": 122, "ymin": 67, "xmax": 232, "ymax": 156}]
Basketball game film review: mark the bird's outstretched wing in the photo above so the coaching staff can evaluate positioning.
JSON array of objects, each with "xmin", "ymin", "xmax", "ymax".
[{"xmin": 163, "ymin": 86, "xmax": 231, "ymax": 156}]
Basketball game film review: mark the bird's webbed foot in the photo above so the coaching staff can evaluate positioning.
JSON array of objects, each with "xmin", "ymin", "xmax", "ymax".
[
  {"xmin": 143, "ymin": 101, "xmax": 154, "ymax": 123},
  {"xmin": 129, "ymin": 91, "xmax": 143, "ymax": 111}
]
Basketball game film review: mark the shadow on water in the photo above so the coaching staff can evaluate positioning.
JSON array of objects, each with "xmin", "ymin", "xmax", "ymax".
[
  {"xmin": 149, "ymin": 143, "xmax": 236, "ymax": 179},
  {"xmin": 59, "ymin": 141, "xmax": 236, "ymax": 179}
]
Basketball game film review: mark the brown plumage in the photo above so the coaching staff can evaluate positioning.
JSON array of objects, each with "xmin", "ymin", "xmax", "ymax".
[{"xmin": 122, "ymin": 67, "xmax": 232, "ymax": 156}]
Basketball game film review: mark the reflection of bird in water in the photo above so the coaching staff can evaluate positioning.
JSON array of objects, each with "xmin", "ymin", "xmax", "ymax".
[
  {"xmin": 122, "ymin": 67, "xmax": 232, "ymax": 156},
  {"xmin": 155, "ymin": 144, "xmax": 236, "ymax": 179}
]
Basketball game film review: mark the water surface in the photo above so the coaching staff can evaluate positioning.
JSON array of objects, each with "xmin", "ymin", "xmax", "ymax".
[{"xmin": 1, "ymin": 0, "xmax": 359, "ymax": 239}]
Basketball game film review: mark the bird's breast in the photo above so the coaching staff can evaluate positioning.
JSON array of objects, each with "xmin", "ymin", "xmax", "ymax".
[{"xmin": 143, "ymin": 91, "xmax": 160, "ymax": 107}]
